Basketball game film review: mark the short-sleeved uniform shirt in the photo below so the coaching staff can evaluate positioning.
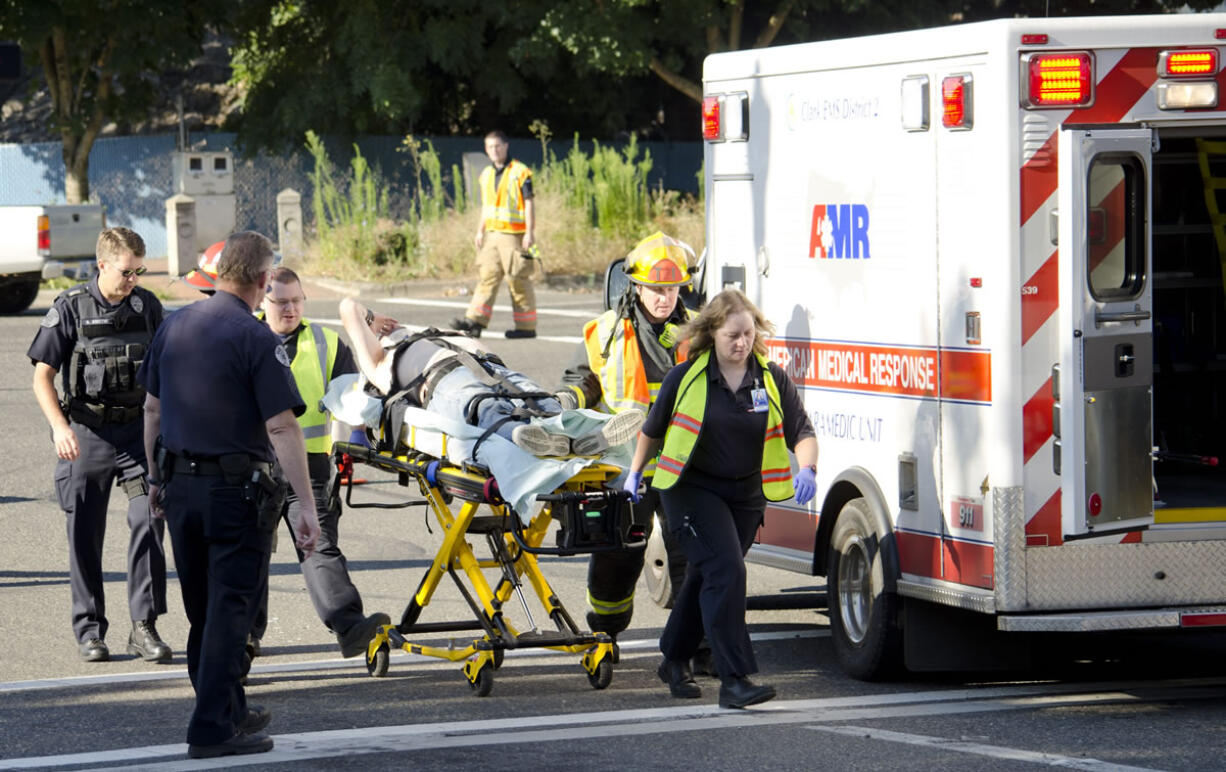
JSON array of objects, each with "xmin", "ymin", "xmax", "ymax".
[
  {"xmin": 138, "ymin": 290, "xmax": 304, "ymax": 462},
  {"xmin": 643, "ymin": 354, "xmax": 815, "ymax": 481},
  {"xmin": 27, "ymin": 278, "xmax": 165, "ymax": 387}
]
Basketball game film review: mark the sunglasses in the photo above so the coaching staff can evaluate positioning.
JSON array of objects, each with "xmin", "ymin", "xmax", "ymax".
[{"xmin": 112, "ymin": 265, "xmax": 148, "ymax": 278}]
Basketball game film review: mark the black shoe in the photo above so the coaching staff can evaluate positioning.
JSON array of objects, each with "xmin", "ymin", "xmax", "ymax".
[
  {"xmin": 128, "ymin": 620, "xmax": 172, "ymax": 663},
  {"xmin": 188, "ymin": 730, "xmax": 274, "ymax": 759},
  {"xmin": 246, "ymin": 634, "xmax": 262, "ymax": 658},
  {"xmin": 657, "ymin": 659, "xmax": 702, "ymax": 699},
  {"xmin": 239, "ymin": 704, "xmax": 271, "ymax": 735},
  {"xmin": 691, "ymin": 646, "xmax": 717, "ymax": 677},
  {"xmin": 450, "ymin": 317, "xmax": 484, "ymax": 338},
  {"xmin": 718, "ymin": 677, "xmax": 776, "ymax": 709},
  {"xmin": 505, "ymin": 329, "xmax": 536, "ymax": 339},
  {"xmin": 337, "ymin": 612, "xmax": 391, "ymax": 658},
  {"xmin": 79, "ymin": 637, "xmax": 109, "ymax": 662}
]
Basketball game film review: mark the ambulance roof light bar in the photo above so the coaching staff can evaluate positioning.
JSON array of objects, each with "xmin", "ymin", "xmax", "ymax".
[{"xmin": 1021, "ymin": 51, "xmax": 1095, "ymax": 108}]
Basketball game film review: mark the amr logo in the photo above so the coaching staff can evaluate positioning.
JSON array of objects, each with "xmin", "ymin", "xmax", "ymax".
[{"xmin": 808, "ymin": 204, "xmax": 871, "ymax": 259}]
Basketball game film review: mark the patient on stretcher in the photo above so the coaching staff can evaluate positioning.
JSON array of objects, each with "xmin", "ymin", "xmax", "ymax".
[{"xmin": 338, "ymin": 297, "xmax": 641, "ymax": 457}]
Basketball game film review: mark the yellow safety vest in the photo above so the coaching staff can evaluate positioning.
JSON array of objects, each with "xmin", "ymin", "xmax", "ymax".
[
  {"xmin": 651, "ymin": 350, "xmax": 795, "ymax": 501},
  {"xmin": 581, "ymin": 309, "xmax": 693, "ymax": 414},
  {"xmin": 289, "ymin": 321, "xmax": 340, "ymax": 454},
  {"xmin": 480, "ymin": 159, "xmax": 532, "ymax": 233}
]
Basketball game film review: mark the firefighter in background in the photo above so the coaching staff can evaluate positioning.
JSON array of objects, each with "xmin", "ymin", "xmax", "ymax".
[
  {"xmin": 555, "ymin": 231, "xmax": 700, "ymax": 655},
  {"xmin": 451, "ymin": 130, "xmax": 538, "ymax": 339}
]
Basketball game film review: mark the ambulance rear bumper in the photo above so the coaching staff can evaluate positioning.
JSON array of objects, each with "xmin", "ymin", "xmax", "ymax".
[{"xmin": 998, "ymin": 606, "xmax": 1226, "ymax": 632}]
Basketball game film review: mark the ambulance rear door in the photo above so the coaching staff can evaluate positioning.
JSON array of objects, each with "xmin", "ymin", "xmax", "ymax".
[{"xmin": 1055, "ymin": 127, "xmax": 1154, "ymax": 539}]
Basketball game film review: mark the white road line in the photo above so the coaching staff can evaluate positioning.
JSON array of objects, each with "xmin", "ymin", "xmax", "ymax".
[
  {"xmin": 0, "ymin": 629, "xmax": 823, "ymax": 694},
  {"xmin": 4, "ymin": 681, "xmax": 1209, "ymax": 771},
  {"xmin": 809, "ymin": 725, "xmax": 1161, "ymax": 771},
  {"xmin": 379, "ymin": 297, "xmax": 600, "ymax": 319}
]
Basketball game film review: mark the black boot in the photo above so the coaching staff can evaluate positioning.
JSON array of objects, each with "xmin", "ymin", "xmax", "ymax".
[
  {"xmin": 128, "ymin": 619, "xmax": 172, "ymax": 663},
  {"xmin": 718, "ymin": 676, "xmax": 776, "ymax": 709},
  {"xmin": 658, "ymin": 659, "xmax": 702, "ymax": 698}
]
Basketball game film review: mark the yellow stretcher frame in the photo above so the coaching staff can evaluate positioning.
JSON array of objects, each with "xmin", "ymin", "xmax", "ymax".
[{"xmin": 333, "ymin": 441, "xmax": 622, "ymax": 697}]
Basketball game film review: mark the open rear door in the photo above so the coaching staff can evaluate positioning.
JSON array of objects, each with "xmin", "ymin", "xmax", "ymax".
[{"xmin": 1055, "ymin": 127, "xmax": 1154, "ymax": 539}]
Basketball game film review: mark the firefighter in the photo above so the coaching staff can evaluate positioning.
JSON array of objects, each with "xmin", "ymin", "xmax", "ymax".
[
  {"xmin": 555, "ymin": 231, "xmax": 698, "ymax": 653},
  {"xmin": 28, "ymin": 227, "xmax": 171, "ymax": 663}
]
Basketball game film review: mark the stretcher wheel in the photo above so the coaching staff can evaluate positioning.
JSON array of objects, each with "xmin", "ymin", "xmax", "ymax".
[
  {"xmin": 367, "ymin": 642, "xmax": 389, "ymax": 678},
  {"xmin": 587, "ymin": 657, "xmax": 613, "ymax": 690},
  {"xmin": 493, "ymin": 647, "xmax": 505, "ymax": 670},
  {"xmin": 469, "ymin": 664, "xmax": 494, "ymax": 697}
]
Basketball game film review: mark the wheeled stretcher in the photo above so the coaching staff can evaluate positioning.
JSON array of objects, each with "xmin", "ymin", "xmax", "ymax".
[{"xmin": 331, "ymin": 419, "xmax": 641, "ymax": 697}]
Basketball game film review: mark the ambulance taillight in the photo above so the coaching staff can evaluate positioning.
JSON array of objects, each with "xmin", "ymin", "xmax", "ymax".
[
  {"xmin": 942, "ymin": 75, "xmax": 972, "ymax": 129},
  {"xmin": 702, "ymin": 96, "xmax": 720, "ymax": 141},
  {"xmin": 1158, "ymin": 49, "xmax": 1217, "ymax": 77},
  {"xmin": 1021, "ymin": 52, "xmax": 1094, "ymax": 108}
]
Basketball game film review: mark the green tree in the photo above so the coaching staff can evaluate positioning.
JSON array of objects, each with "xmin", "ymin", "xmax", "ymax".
[{"xmin": 0, "ymin": 0, "xmax": 234, "ymax": 203}]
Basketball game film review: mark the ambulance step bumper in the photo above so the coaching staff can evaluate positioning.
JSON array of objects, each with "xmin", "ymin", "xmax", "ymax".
[{"xmin": 998, "ymin": 606, "xmax": 1226, "ymax": 632}]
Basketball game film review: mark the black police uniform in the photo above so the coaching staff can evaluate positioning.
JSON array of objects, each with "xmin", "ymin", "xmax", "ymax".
[
  {"xmin": 27, "ymin": 278, "xmax": 167, "ymax": 646},
  {"xmin": 137, "ymin": 290, "xmax": 303, "ymax": 747},
  {"xmin": 250, "ymin": 322, "xmax": 365, "ymax": 644},
  {"xmin": 557, "ymin": 301, "xmax": 689, "ymax": 636},
  {"xmin": 643, "ymin": 355, "xmax": 814, "ymax": 679}
]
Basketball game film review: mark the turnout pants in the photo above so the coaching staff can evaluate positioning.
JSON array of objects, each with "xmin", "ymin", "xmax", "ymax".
[
  {"xmin": 658, "ymin": 473, "xmax": 765, "ymax": 679},
  {"xmin": 466, "ymin": 231, "xmax": 537, "ymax": 331},
  {"xmin": 53, "ymin": 418, "xmax": 166, "ymax": 642},
  {"xmin": 165, "ymin": 472, "xmax": 271, "ymax": 746},
  {"xmin": 252, "ymin": 454, "xmax": 364, "ymax": 639},
  {"xmin": 586, "ymin": 488, "xmax": 685, "ymax": 635}
]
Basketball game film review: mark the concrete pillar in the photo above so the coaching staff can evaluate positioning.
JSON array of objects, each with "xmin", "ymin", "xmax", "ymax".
[
  {"xmin": 165, "ymin": 193, "xmax": 196, "ymax": 276},
  {"xmin": 276, "ymin": 188, "xmax": 303, "ymax": 261}
]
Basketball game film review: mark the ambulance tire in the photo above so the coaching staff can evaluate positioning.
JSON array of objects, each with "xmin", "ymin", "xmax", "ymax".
[
  {"xmin": 644, "ymin": 513, "xmax": 678, "ymax": 608},
  {"xmin": 827, "ymin": 497, "xmax": 902, "ymax": 680}
]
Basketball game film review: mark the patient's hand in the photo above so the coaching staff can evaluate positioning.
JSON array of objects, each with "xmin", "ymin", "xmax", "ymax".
[{"xmin": 370, "ymin": 311, "xmax": 401, "ymax": 337}]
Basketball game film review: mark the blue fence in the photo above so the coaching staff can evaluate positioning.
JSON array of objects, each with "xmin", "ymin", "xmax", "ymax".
[{"xmin": 0, "ymin": 132, "xmax": 702, "ymax": 257}]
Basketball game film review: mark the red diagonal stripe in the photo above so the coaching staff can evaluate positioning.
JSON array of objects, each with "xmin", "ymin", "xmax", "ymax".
[
  {"xmin": 1021, "ymin": 250, "xmax": 1059, "ymax": 345},
  {"xmin": 1023, "ymin": 377, "xmax": 1054, "ymax": 464},
  {"xmin": 1021, "ymin": 132, "xmax": 1058, "ymax": 227},
  {"xmin": 1025, "ymin": 489, "xmax": 1063, "ymax": 547}
]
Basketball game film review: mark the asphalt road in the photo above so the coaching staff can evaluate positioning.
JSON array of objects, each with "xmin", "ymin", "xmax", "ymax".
[{"xmin": 3, "ymin": 278, "xmax": 1226, "ymax": 771}]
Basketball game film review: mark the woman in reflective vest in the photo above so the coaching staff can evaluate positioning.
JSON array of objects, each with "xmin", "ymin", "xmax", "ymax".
[{"xmin": 623, "ymin": 288, "xmax": 818, "ymax": 709}]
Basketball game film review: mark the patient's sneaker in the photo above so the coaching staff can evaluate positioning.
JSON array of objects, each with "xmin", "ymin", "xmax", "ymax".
[
  {"xmin": 511, "ymin": 424, "xmax": 571, "ymax": 456},
  {"xmin": 571, "ymin": 409, "xmax": 644, "ymax": 455}
]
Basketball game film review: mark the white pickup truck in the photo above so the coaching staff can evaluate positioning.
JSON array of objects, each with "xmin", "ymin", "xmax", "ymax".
[{"xmin": 0, "ymin": 205, "xmax": 105, "ymax": 313}]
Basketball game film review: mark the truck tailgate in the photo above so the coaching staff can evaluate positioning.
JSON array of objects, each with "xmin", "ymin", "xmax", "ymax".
[{"xmin": 44, "ymin": 206, "xmax": 104, "ymax": 259}]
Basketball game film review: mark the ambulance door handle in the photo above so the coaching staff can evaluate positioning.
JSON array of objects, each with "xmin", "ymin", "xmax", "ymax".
[{"xmin": 1094, "ymin": 308, "xmax": 1150, "ymax": 327}]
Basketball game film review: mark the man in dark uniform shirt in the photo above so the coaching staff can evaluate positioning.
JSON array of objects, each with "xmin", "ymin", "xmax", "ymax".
[
  {"xmin": 248, "ymin": 267, "xmax": 390, "ymax": 659},
  {"xmin": 28, "ymin": 226, "xmax": 172, "ymax": 663},
  {"xmin": 139, "ymin": 231, "xmax": 320, "ymax": 760}
]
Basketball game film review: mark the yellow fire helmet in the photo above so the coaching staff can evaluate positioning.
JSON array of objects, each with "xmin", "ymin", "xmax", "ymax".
[{"xmin": 624, "ymin": 231, "xmax": 694, "ymax": 286}]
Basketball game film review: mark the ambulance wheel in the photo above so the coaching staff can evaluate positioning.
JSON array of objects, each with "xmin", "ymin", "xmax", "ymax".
[
  {"xmin": 470, "ymin": 664, "xmax": 493, "ymax": 697},
  {"xmin": 367, "ymin": 642, "xmax": 389, "ymax": 678},
  {"xmin": 0, "ymin": 278, "xmax": 38, "ymax": 314},
  {"xmin": 827, "ymin": 497, "xmax": 902, "ymax": 681},
  {"xmin": 644, "ymin": 513, "xmax": 678, "ymax": 609},
  {"xmin": 587, "ymin": 657, "xmax": 613, "ymax": 690}
]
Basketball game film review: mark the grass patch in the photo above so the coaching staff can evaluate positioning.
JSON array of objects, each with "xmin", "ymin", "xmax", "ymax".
[{"xmin": 300, "ymin": 126, "xmax": 704, "ymax": 284}]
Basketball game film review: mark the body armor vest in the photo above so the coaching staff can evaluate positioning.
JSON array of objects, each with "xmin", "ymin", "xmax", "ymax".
[{"xmin": 64, "ymin": 286, "xmax": 156, "ymax": 424}]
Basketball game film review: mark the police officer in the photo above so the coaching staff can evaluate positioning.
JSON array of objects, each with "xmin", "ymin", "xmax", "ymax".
[
  {"xmin": 624, "ymin": 288, "xmax": 818, "ymax": 709},
  {"xmin": 555, "ymin": 232, "xmax": 696, "ymax": 650},
  {"xmin": 250, "ymin": 267, "xmax": 390, "ymax": 658},
  {"xmin": 139, "ymin": 231, "xmax": 320, "ymax": 760},
  {"xmin": 28, "ymin": 227, "xmax": 171, "ymax": 663}
]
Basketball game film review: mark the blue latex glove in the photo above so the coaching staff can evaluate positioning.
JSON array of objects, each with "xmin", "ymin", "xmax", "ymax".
[
  {"xmin": 348, "ymin": 428, "xmax": 370, "ymax": 447},
  {"xmin": 623, "ymin": 469, "xmax": 644, "ymax": 503},
  {"xmin": 794, "ymin": 466, "xmax": 817, "ymax": 505}
]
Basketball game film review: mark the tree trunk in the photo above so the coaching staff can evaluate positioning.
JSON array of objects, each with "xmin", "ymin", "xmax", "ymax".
[
  {"xmin": 649, "ymin": 55, "xmax": 703, "ymax": 103},
  {"xmin": 65, "ymin": 157, "xmax": 90, "ymax": 204}
]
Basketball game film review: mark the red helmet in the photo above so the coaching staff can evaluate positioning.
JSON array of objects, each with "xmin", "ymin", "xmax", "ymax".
[{"xmin": 184, "ymin": 240, "xmax": 224, "ymax": 293}]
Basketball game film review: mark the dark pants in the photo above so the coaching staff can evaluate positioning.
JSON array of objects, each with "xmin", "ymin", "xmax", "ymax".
[
  {"xmin": 252, "ymin": 454, "xmax": 364, "ymax": 639},
  {"xmin": 586, "ymin": 487, "xmax": 686, "ymax": 635},
  {"xmin": 165, "ymin": 472, "xmax": 271, "ymax": 746},
  {"xmin": 53, "ymin": 418, "xmax": 166, "ymax": 642},
  {"xmin": 658, "ymin": 472, "xmax": 764, "ymax": 679}
]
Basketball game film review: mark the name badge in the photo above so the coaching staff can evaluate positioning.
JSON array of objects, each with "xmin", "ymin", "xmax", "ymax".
[{"xmin": 750, "ymin": 387, "xmax": 769, "ymax": 413}]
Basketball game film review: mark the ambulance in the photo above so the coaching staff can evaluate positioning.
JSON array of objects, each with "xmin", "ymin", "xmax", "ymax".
[{"xmin": 699, "ymin": 14, "xmax": 1226, "ymax": 678}]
